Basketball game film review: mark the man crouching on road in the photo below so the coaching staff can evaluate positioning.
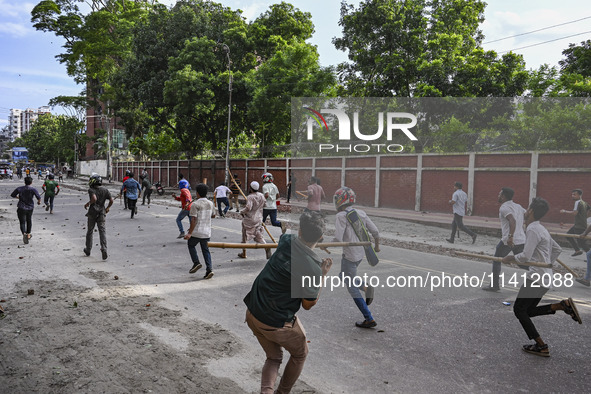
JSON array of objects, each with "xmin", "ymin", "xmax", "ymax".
[{"xmin": 244, "ymin": 211, "xmax": 332, "ymax": 394}]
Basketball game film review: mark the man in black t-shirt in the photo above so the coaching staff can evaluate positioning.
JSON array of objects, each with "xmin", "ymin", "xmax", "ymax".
[
  {"xmin": 84, "ymin": 174, "xmax": 113, "ymax": 260},
  {"xmin": 244, "ymin": 211, "xmax": 332, "ymax": 394}
]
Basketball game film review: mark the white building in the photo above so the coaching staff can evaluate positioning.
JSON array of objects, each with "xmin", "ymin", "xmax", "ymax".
[{"xmin": 8, "ymin": 106, "xmax": 51, "ymax": 140}]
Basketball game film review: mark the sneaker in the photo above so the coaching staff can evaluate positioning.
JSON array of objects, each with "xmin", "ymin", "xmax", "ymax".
[
  {"xmin": 355, "ymin": 319, "xmax": 377, "ymax": 329},
  {"xmin": 101, "ymin": 250, "xmax": 108, "ymax": 260},
  {"xmin": 189, "ymin": 263, "xmax": 202, "ymax": 274},
  {"xmin": 266, "ymin": 248, "xmax": 272, "ymax": 259},
  {"xmin": 572, "ymin": 250, "xmax": 583, "ymax": 257},
  {"xmin": 229, "ymin": 207, "xmax": 233, "ymax": 211},
  {"xmin": 472, "ymin": 234, "xmax": 477, "ymax": 244},
  {"xmin": 576, "ymin": 278, "xmax": 591, "ymax": 287},
  {"xmin": 177, "ymin": 232, "xmax": 185, "ymax": 239},
  {"xmin": 203, "ymin": 271, "xmax": 214, "ymax": 279},
  {"xmin": 482, "ymin": 286, "xmax": 500, "ymax": 292},
  {"xmin": 23, "ymin": 233, "xmax": 29, "ymax": 244},
  {"xmin": 365, "ymin": 285, "xmax": 375, "ymax": 306},
  {"xmin": 45, "ymin": 205, "xmax": 49, "ymax": 211},
  {"xmin": 281, "ymin": 222, "xmax": 287, "ymax": 234},
  {"xmin": 83, "ymin": 248, "xmax": 90, "ymax": 256},
  {"xmin": 446, "ymin": 238, "xmax": 454, "ymax": 244}
]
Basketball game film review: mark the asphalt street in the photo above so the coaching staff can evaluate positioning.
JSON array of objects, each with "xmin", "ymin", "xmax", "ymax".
[{"xmin": 1, "ymin": 177, "xmax": 590, "ymax": 393}]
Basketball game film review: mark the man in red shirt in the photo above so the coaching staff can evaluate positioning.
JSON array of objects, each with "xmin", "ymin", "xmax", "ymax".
[{"xmin": 172, "ymin": 174, "xmax": 193, "ymax": 238}]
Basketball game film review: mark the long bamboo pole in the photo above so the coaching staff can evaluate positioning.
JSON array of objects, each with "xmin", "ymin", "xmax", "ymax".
[
  {"xmin": 555, "ymin": 258, "xmax": 580, "ymax": 277},
  {"xmin": 208, "ymin": 241, "xmax": 371, "ymax": 249},
  {"xmin": 549, "ymin": 232, "xmax": 591, "ymax": 240},
  {"xmin": 227, "ymin": 170, "xmax": 276, "ymax": 243},
  {"xmin": 454, "ymin": 251, "xmax": 553, "ymax": 268}
]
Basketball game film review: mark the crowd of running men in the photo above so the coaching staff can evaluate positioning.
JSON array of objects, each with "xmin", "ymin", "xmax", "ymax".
[{"xmin": 7, "ymin": 170, "xmax": 586, "ymax": 393}]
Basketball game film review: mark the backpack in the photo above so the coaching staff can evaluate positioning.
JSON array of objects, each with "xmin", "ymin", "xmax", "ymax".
[{"xmin": 345, "ymin": 209, "xmax": 379, "ymax": 266}]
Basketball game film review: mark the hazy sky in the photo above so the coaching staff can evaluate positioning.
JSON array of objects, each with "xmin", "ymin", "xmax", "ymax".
[{"xmin": 1, "ymin": 0, "xmax": 590, "ymax": 125}]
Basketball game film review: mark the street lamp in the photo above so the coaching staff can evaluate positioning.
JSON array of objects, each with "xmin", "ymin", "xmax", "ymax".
[{"xmin": 221, "ymin": 43, "xmax": 232, "ymax": 185}]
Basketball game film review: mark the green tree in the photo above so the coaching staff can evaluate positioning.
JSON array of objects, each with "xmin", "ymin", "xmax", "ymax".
[
  {"xmin": 332, "ymin": 0, "xmax": 528, "ymax": 152},
  {"xmin": 10, "ymin": 114, "xmax": 85, "ymax": 164}
]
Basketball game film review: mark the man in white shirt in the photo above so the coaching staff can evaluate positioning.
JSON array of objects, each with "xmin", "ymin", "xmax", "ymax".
[
  {"xmin": 333, "ymin": 187, "xmax": 380, "ymax": 329},
  {"xmin": 446, "ymin": 182, "xmax": 477, "ymax": 244},
  {"xmin": 484, "ymin": 187, "xmax": 527, "ymax": 292},
  {"xmin": 503, "ymin": 197, "xmax": 582, "ymax": 357},
  {"xmin": 184, "ymin": 183, "xmax": 215, "ymax": 279},
  {"xmin": 213, "ymin": 182, "xmax": 232, "ymax": 218},
  {"xmin": 261, "ymin": 172, "xmax": 286, "ymax": 234}
]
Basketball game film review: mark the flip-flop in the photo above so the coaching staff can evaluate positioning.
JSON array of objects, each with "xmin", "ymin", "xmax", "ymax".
[{"xmin": 567, "ymin": 297, "xmax": 583, "ymax": 324}]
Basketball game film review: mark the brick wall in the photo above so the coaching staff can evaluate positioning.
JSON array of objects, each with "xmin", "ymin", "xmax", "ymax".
[{"xmin": 112, "ymin": 152, "xmax": 591, "ymax": 223}]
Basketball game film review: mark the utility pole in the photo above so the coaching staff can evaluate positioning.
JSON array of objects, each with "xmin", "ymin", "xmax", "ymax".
[{"xmin": 222, "ymin": 44, "xmax": 232, "ymax": 185}]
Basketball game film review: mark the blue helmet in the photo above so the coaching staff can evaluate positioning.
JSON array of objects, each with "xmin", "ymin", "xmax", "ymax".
[{"xmin": 179, "ymin": 179, "xmax": 190, "ymax": 190}]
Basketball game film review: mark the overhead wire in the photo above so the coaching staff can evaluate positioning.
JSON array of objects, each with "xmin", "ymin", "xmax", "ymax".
[
  {"xmin": 484, "ymin": 15, "xmax": 591, "ymax": 44},
  {"xmin": 497, "ymin": 30, "xmax": 591, "ymax": 54}
]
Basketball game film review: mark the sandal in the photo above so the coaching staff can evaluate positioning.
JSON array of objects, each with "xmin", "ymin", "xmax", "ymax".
[
  {"xmin": 561, "ymin": 298, "xmax": 583, "ymax": 324},
  {"xmin": 522, "ymin": 343, "xmax": 550, "ymax": 357},
  {"xmin": 237, "ymin": 252, "xmax": 246, "ymax": 259}
]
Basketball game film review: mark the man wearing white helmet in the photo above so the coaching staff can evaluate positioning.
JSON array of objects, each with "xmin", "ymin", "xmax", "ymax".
[
  {"xmin": 238, "ymin": 181, "xmax": 271, "ymax": 259},
  {"xmin": 333, "ymin": 186, "xmax": 381, "ymax": 329},
  {"xmin": 261, "ymin": 172, "xmax": 287, "ymax": 234}
]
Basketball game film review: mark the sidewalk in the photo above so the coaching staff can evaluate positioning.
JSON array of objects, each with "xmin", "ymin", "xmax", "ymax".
[{"xmin": 283, "ymin": 199, "xmax": 569, "ymax": 236}]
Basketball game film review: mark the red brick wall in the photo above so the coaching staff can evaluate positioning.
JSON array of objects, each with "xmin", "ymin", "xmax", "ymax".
[
  {"xmin": 423, "ymin": 155, "xmax": 468, "ymax": 167},
  {"xmin": 381, "ymin": 155, "xmax": 417, "ymax": 167},
  {"xmin": 421, "ymin": 170, "xmax": 468, "ymax": 213},
  {"xmin": 315, "ymin": 170, "xmax": 342, "ymax": 203},
  {"xmin": 539, "ymin": 153, "xmax": 591, "ymax": 168},
  {"xmin": 112, "ymin": 152, "xmax": 591, "ymax": 223},
  {"xmin": 345, "ymin": 170, "xmax": 376, "ymax": 207},
  {"xmin": 472, "ymin": 171, "xmax": 530, "ymax": 217},
  {"xmin": 537, "ymin": 172, "xmax": 591, "ymax": 223},
  {"xmin": 380, "ymin": 170, "xmax": 416, "ymax": 209},
  {"xmin": 476, "ymin": 154, "xmax": 530, "ymax": 168}
]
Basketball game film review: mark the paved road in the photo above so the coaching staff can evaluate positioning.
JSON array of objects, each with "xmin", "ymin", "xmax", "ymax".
[{"xmin": 1, "ymin": 177, "xmax": 589, "ymax": 393}]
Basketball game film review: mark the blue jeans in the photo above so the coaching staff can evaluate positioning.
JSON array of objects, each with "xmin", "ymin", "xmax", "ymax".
[
  {"xmin": 340, "ymin": 257, "xmax": 373, "ymax": 321},
  {"xmin": 585, "ymin": 249, "xmax": 591, "ymax": 281},
  {"xmin": 188, "ymin": 237, "xmax": 212, "ymax": 272},
  {"xmin": 217, "ymin": 197, "xmax": 230, "ymax": 216},
  {"xmin": 176, "ymin": 209, "xmax": 190, "ymax": 233},
  {"xmin": 262, "ymin": 209, "xmax": 281, "ymax": 227},
  {"xmin": 44, "ymin": 195, "xmax": 55, "ymax": 211}
]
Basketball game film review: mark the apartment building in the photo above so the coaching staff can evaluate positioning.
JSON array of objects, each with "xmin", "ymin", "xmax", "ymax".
[{"xmin": 8, "ymin": 106, "xmax": 51, "ymax": 140}]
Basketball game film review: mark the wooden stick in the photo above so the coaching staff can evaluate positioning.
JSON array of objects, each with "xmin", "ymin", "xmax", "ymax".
[
  {"xmin": 208, "ymin": 241, "xmax": 372, "ymax": 249},
  {"xmin": 454, "ymin": 251, "xmax": 553, "ymax": 268},
  {"xmin": 296, "ymin": 190, "xmax": 307, "ymax": 198},
  {"xmin": 550, "ymin": 232, "xmax": 591, "ymax": 240},
  {"xmin": 227, "ymin": 170, "xmax": 276, "ymax": 243},
  {"xmin": 555, "ymin": 258, "xmax": 580, "ymax": 277}
]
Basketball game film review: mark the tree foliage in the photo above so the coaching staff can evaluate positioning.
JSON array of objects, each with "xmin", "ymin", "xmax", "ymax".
[{"xmin": 9, "ymin": 114, "xmax": 86, "ymax": 164}]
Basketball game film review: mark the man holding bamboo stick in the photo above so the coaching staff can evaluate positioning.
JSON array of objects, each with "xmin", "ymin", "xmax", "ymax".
[
  {"xmin": 503, "ymin": 197, "xmax": 582, "ymax": 357},
  {"xmin": 483, "ymin": 187, "xmax": 526, "ymax": 292},
  {"xmin": 238, "ymin": 181, "xmax": 271, "ymax": 259},
  {"xmin": 244, "ymin": 211, "xmax": 332, "ymax": 394}
]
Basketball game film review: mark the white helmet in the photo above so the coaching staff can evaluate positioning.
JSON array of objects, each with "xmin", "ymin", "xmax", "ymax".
[
  {"xmin": 333, "ymin": 186, "xmax": 356, "ymax": 209},
  {"xmin": 262, "ymin": 172, "xmax": 274, "ymax": 183}
]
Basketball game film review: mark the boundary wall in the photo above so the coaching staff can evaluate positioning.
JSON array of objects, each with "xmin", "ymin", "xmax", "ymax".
[{"xmin": 112, "ymin": 151, "xmax": 591, "ymax": 223}]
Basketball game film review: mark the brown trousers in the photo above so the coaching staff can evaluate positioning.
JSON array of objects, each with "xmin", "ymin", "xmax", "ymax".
[{"xmin": 246, "ymin": 310, "xmax": 308, "ymax": 394}]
